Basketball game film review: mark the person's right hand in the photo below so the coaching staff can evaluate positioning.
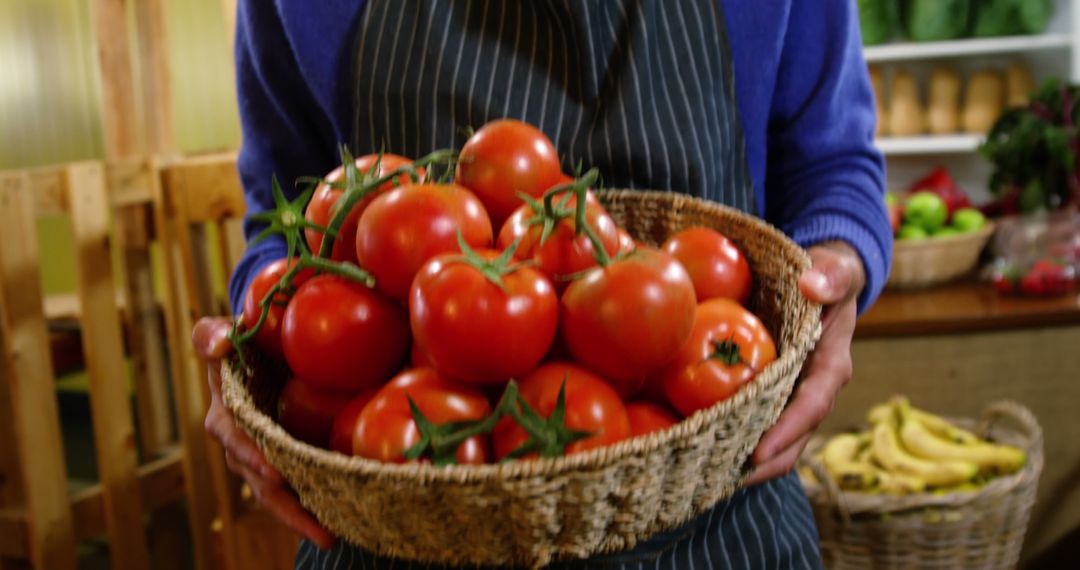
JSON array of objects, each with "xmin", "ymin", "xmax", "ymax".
[{"xmin": 193, "ymin": 317, "xmax": 336, "ymax": 549}]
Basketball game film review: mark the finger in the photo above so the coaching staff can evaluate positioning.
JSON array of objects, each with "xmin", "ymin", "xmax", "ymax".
[
  {"xmin": 192, "ymin": 317, "xmax": 234, "ymax": 360},
  {"xmin": 206, "ymin": 403, "xmax": 282, "ymax": 485},
  {"xmin": 745, "ymin": 432, "xmax": 812, "ymax": 486},
  {"xmin": 256, "ymin": 481, "xmax": 337, "ymax": 550},
  {"xmin": 799, "ymin": 246, "xmax": 862, "ymax": 305}
]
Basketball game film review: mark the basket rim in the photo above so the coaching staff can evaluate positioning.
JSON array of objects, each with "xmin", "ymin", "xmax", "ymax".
[
  {"xmin": 222, "ymin": 192, "xmax": 823, "ymax": 485},
  {"xmin": 892, "ymin": 222, "xmax": 995, "ymax": 251},
  {"xmin": 798, "ymin": 400, "xmax": 1044, "ymax": 515}
]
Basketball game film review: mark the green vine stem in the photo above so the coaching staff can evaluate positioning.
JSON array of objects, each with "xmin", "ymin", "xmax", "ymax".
[{"xmin": 537, "ymin": 168, "xmax": 612, "ymax": 267}]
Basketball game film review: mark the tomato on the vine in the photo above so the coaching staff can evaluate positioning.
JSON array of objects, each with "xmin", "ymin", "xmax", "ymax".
[
  {"xmin": 492, "ymin": 362, "xmax": 631, "ymax": 460},
  {"xmin": 277, "ymin": 379, "xmax": 356, "ymax": 448},
  {"xmin": 241, "ymin": 258, "xmax": 313, "ymax": 359},
  {"xmin": 662, "ymin": 227, "xmax": 751, "ymax": 305},
  {"xmin": 304, "ymin": 153, "xmax": 417, "ymax": 263},
  {"xmin": 655, "ymin": 298, "xmax": 776, "ymax": 417},
  {"xmin": 356, "ymin": 183, "xmax": 493, "ymax": 301},
  {"xmin": 497, "ymin": 192, "xmax": 621, "ymax": 289},
  {"xmin": 328, "ymin": 388, "xmax": 380, "ymax": 454},
  {"xmin": 282, "ymin": 275, "xmax": 409, "ymax": 392},
  {"xmin": 560, "ymin": 247, "xmax": 697, "ymax": 396},
  {"xmin": 352, "ymin": 368, "xmax": 492, "ymax": 464},
  {"xmin": 410, "ymin": 247, "xmax": 558, "ymax": 385},
  {"xmin": 625, "ymin": 402, "xmax": 680, "ymax": 437},
  {"xmin": 455, "ymin": 119, "xmax": 562, "ymax": 227}
]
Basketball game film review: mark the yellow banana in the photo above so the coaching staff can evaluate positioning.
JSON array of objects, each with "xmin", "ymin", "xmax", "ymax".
[
  {"xmin": 822, "ymin": 433, "xmax": 878, "ymax": 490},
  {"xmin": 871, "ymin": 421, "xmax": 978, "ymax": 487},
  {"xmin": 869, "ymin": 397, "xmax": 980, "ymax": 445},
  {"xmin": 899, "ymin": 410, "xmax": 1026, "ymax": 475},
  {"xmin": 875, "ymin": 467, "xmax": 928, "ymax": 496}
]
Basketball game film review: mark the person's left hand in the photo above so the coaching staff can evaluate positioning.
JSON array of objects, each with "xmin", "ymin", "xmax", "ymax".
[{"xmin": 745, "ymin": 241, "xmax": 865, "ymax": 486}]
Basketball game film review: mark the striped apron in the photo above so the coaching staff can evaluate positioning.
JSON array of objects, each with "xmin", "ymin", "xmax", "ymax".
[{"xmin": 297, "ymin": 1, "xmax": 822, "ymax": 567}]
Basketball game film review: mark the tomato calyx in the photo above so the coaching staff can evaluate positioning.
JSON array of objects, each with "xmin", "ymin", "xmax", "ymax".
[
  {"xmin": 538, "ymin": 168, "xmax": 616, "ymax": 268},
  {"xmin": 447, "ymin": 230, "xmax": 530, "ymax": 291},
  {"xmin": 500, "ymin": 376, "xmax": 594, "ymax": 460},
  {"xmin": 711, "ymin": 339, "xmax": 744, "ymax": 366},
  {"xmin": 314, "ymin": 147, "xmax": 459, "ymax": 258},
  {"xmin": 249, "ymin": 175, "xmax": 327, "ymax": 261}
]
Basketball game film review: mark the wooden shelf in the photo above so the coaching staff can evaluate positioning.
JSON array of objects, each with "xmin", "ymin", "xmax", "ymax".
[
  {"xmin": 875, "ymin": 134, "xmax": 983, "ymax": 155},
  {"xmin": 856, "ymin": 278, "xmax": 1080, "ymax": 338},
  {"xmin": 864, "ymin": 33, "xmax": 1072, "ymax": 63}
]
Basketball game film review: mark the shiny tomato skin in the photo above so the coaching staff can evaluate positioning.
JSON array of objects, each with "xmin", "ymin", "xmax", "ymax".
[
  {"xmin": 616, "ymin": 229, "xmax": 637, "ymax": 255},
  {"xmin": 497, "ymin": 196, "xmax": 621, "ymax": 290},
  {"xmin": 656, "ymin": 298, "xmax": 776, "ymax": 417},
  {"xmin": 560, "ymin": 247, "xmax": 697, "ymax": 396},
  {"xmin": 281, "ymin": 275, "xmax": 409, "ymax": 392},
  {"xmin": 410, "ymin": 250, "xmax": 558, "ymax": 385},
  {"xmin": 662, "ymin": 227, "xmax": 752, "ymax": 305},
  {"xmin": 328, "ymin": 388, "xmax": 380, "ymax": 454},
  {"xmin": 241, "ymin": 259, "xmax": 313, "ymax": 359},
  {"xmin": 304, "ymin": 154, "xmax": 417, "ymax": 263},
  {"xmin": 352, "ymin": 368, "xmax": 491, "ymax": 464},
  {"xmin": 492, "ymin": 362, "xmax": 631, "ymax": 460},
  {"xmin": 625, "ymin": 402, "xmax": 681, "ymax": 437},
  {"xmin": 356, "ymin": 183, "xmax": 493, "ymax": 301},
  {"xmin": 455, "ymin": 119, "xmax": 563, "ymax": 227},
  {"xmin": 277, "ymin": 379, "xmax": 356, "ymax": 448}
]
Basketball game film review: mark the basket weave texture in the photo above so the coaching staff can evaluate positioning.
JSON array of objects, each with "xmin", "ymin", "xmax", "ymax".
[
  {"xmin": 888, "ymin": 223, "xmax": 995, "ymax": 289},
  {"xmin": 799, "ymin": 401, "xmax": 1043, "ymax": 570},
  {"xmin": 221, "ymin": 190, "xmax": 822, "ymax": 568}
]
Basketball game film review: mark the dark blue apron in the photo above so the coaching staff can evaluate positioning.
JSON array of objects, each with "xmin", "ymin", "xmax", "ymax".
[{"xmin": 297, "ymin": 0, "xmax": 821, "ymax": 567}]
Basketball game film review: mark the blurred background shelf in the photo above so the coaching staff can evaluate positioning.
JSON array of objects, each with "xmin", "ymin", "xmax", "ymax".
[
  {"xmin": 864, "ymin": 33, "xmax": 1073, "ymax": 63},
  {"xmin": 875, "ymin": 134, "xmax": 984, "ymax": 155}
]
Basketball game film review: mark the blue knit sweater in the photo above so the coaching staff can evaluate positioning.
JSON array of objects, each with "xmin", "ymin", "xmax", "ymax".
[{"xmin": 229, "ymin": 0, "xmax": 892, "ymax": 312}]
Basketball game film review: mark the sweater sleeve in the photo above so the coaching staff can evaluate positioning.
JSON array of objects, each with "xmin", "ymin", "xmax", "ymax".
[
  {"xmin": 227, "ymin": 0, "xmax": 342, "ymax": 311},
  {"xmin": 763, "ymin": 0, "xmax": 892, "ymax": 313}
]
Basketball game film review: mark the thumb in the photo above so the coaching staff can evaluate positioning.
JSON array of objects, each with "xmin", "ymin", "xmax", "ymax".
[
  {"xmin": 192, "ymin": 317, "xmax": 235, "ymax": 360},
  {"xmin": 799, "ymin": 244, "xmax": 863, "ymax": 305}
]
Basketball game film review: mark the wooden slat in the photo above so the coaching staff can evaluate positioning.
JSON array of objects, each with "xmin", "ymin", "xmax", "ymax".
[
  {"xmin": 65, "ymin": 163, "xmax": 152, "ymax": 570},
  {"xmin": 107, "ymin": 159, "xmax": 156, "ymax": 207},
  {"xmin": 26, "ymin": 167, "xmax": 68, "ymax": 216},
  {"xmin": 90, "ymin": 0, "xmax": 140, "ymax": 158},
  {"xmin": 159, "ymin": 154, "xmax": 244, "ymax": 223},
  {"xmin": 0, "ymin": 172, "xmax": 78, "ymax": 569},
  {"xmin": 118, "ymin": 205, "xmax": 174, "ymax": 457},
  {"xmin": 132, "ymin": 0, "xmax": 175, "ymax": 155},
  {"xmin": 151, "ymin": 160, "xmax": 222, "ymax": 570}
]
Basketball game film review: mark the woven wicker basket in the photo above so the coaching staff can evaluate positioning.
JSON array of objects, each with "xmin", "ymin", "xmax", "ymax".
[
  {"xmin": 888, "ymin": 223, "xmax": 995, "ymax": 289},
  {"xmin": 221, "ymin": 190, "xmax": 822, "ymax": 568},
  {"xmin": 799, "ymin": 401, "xmax": 1043, "ymax": 570}
]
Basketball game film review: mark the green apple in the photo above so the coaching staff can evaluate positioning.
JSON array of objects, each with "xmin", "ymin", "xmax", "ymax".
[
  {"xmin": 897, "ymin": 224, "xmax": 929, "ymax": 240},
  {"xmin": 951, "ymin": 208, "xmax": 986, "ymax": 233},
  {"xmin": 885, "ymin": 191, "xmax": 899, "ymax": 207},
  {"xmin": 933, "ymin": 227, "xmax": 961, "ymax": 238},
  {"xmin": 903, "ymin": 191, "xmax": 948, "ymax": 233}
]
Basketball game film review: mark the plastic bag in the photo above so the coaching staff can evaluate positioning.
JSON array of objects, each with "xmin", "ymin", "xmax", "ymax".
[{"xmin": 986, "ymin": 209, "xmax": 1080, "ymax": 296}]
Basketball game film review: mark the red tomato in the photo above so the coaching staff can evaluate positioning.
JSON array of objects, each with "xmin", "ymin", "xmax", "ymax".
[
  {"xmin": 241, "ymin": 259, "xmax": 313, "ymax": 359},
  {"xmin": 410, "ymin": 249, "xmax": 558, "ymax": 385},
  {"xmin": 455, "ymin": 119, "xmax": 562, "ymax": 227},
  {"xmin": 656, "ymin": 298, "xmax": 776, "ymax": 417},
  {"xmin": 497, "ymin": 194, "xmax": 621, "ymax": 290},
  {"xmin": 492, "ymin": 362, "xmax": 631, "ymax": 459},
  {"xmin": 616, "ymin": 229, "xmax": 637, "ymax": 255},
  {"xmin": 560, "ymin": 247, "xmax": 697, "ymax": 396},
  {"xmin": 328, "ymin": 388, "xmax": 379, "ymax": 454},
  {"xmin": 304, "ymin": 154, "xmax": 417, "ymax": 262},
  {"xmin": 625, "ymin": 402, "xmax": 680, "ymax": 437},
  {"xmin": 356, "ymin": 183, "xmax": 493, "ymax": 301},
  {"xmin": 662, "ymin": 227, "xmax": 751, "ymax": 305},
  {"xmin": 277, "ymin": 379, "xmax": 356, "ymax": 448},
  {"xmin": 353, "ymin": 368, "xmax": 492, "ymax": 464},
  {"xmin": 282, "ymin": 275, "xmax": 409, "ymax": 392},
  {"xmin": 410, "ymin": 341, "xmax": 433, "ymax": 369}
]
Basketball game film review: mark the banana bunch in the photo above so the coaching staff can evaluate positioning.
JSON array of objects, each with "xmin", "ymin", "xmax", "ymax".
[{"xmin": 805, "ymin": 397, "xmax": 1026, "ymax": 496}]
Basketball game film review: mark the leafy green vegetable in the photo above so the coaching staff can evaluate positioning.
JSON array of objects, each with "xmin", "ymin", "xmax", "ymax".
[
  {"xmin": 972, "ymin": 0, "xmax": 1053, "ymax": 37},
  {"xmin": 904, "ymin": 0, "xmax": 971, "ymax": 42},
  {"xmin": 858, "ymin": 0, "xmax": 899, "ymax": 45},
  {"xmin": 979, "ymin": 79, "xmax": 1080, "ymax": 212}
]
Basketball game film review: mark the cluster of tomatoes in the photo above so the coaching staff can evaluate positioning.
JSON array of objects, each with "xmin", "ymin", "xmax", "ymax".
[{"xmin": 236, "ymin": 119, "xmax": 777, "ymax": 465}]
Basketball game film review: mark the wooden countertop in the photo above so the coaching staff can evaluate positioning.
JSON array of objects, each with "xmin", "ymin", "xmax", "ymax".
[{"xmin": 855, "ymin": 279, "xmax": 1080, "ymax": 338}]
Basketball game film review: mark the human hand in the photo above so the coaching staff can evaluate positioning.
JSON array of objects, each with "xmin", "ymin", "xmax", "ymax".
[
  {"xmin": 193, "ymin": 317, "xmax": 336, "ymax": 549},
  {"xmin": 745, "ymin": 242, "xmax": 865, "ymax": 485}
]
